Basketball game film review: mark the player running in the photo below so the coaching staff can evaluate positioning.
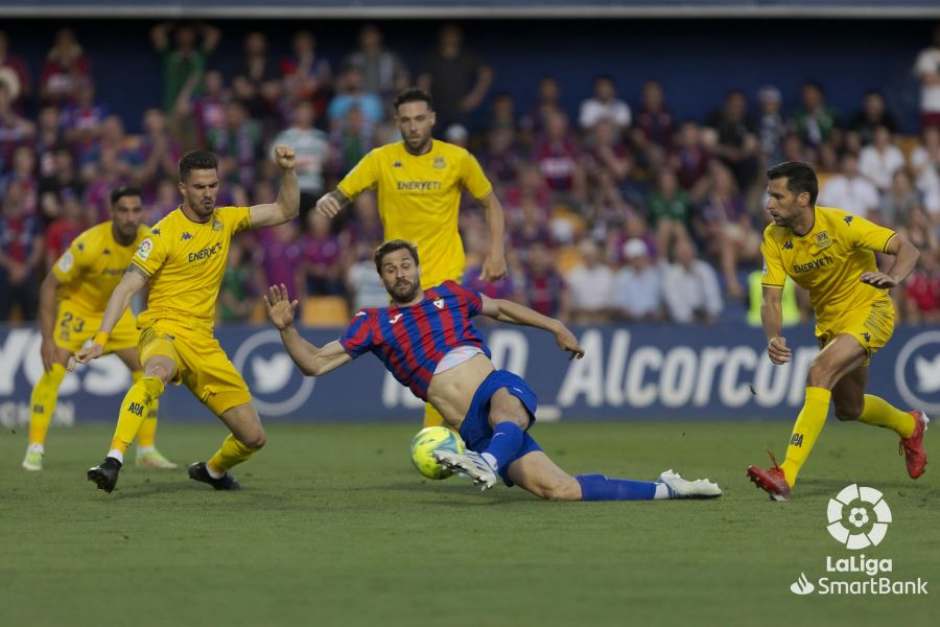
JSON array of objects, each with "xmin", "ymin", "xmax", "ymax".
[
  {"xmin": 747, "ymin": 161, "xmax": 927, "ymax": 501},
  {"xmin": 73, "ymin": 147, "xmax": 299, "ymax": 493},
  {"xmin": 265, "ymin": 240, "xmax": 721, "ymax": 501},
  {"xmin": 315, "ymin": 88, "xmax": 507, "ymax": 429},
  {"xmin": 23, "ymin": 187, "xmax": 175, "ymax": 472}
]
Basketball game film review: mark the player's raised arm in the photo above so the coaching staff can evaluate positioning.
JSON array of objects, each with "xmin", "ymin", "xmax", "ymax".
[
  {"xmin": 248, "ymin": 146, "xmax": 300, "ymax": 229},
  {"xmin": 264, "ymin": 284, "xmax": 352, "ymax": 376},
  {"xmin": 860, "ymin": 231, "xmax": 920, "ymax": 289},
  {"xmin": 71, "ymin": 266, "xmax": 149, "ymax": 368},
  {"xmin": 316, "ymin": 149, "xmax": 378, "ymax": 218},
  {"xmin": 479, "ymin": 294, "xmax": 584, "ymax": 360}
]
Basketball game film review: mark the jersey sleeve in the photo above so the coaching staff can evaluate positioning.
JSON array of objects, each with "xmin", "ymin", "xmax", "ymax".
[
  {"xmin": 448, "ymin": 281, "xmax": 484, "ymax": 317},
  {"xmin": 337, "ymin": 149, "xmax": 379, "ymax": 199},
  {"xmin": 51, "ymin": 235, "xmax": 92, "ymax": 284},
  {"xmin": 846, "ymin": 214, "xmax": 897, "ymax": 253},
  {"xmin": 459, "ymin": 151, "xmax": 494, "ymax": 200},
  {"xmin": 131, "ymin": 231, "xmax": 169, "ymax": 276},
  {"xmin": 339, "ymin": 311, "xmax": 376, "ymax": 358},
  {"xmin": 760, "ymin": 231, "xmax": 787, "ymax": 288},
  {"xmin": 219, "ymin": 205, "xmax": 252, "ymax": 236}
]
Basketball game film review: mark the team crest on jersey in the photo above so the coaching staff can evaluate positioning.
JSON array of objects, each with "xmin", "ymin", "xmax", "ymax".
[
  {"xmin": 136, "ymin": 239, "xmax": 153, "ymax": 260},
  {"xmin": 151, "ymin": 228, "xmax": 161, "ymax": 235},
  {"xmin": 212, "ymin": 219, "xmax": 223, "ymax": 231},
  {"xmin": 433, "ymin": 157, "xmax": 446, "ymax": 169},
  {"xmin": 814, "ymin": 231, "xmax": 832, "ymax": 251},
  {"xmin": 181, "ymin": 232, "xmax": 193, "ymax": 240},
  {"xmin": 433, "ymin": 299, "xmax": 445, "ymax": 309}
]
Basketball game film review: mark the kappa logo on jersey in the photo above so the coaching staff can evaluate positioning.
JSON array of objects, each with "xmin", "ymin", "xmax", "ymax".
[
  {"xmin": 136, "ymin": 239, "xmax": 154, "ymax": 261},
  {"xmin": 433, "ymin": 157, "xmax": 446, "ymax": 169},
  {"xmin": 181, "ymin": 232, "xmax": 193, "ymax": 241},
  {"xmin": 434, "ymin": 299, "xmax": 445, "ymax": 309},
  {"xmin": 392, "ymin": 161, "xmax": 402, "ymax": 168},
  {"xmin": 844, "ymin": 215, "xmax": 854, "ymax": 225},
  {"xmin": 783, "ymin": 240, "xmax": 793, "ymax": 250},
  {"xmin": 188, "ymin": 242, "xmax": 223, "ymax": 263}
]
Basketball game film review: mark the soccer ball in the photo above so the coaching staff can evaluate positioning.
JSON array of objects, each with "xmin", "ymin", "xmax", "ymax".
[{"xmin": 410, "ymin": 426, "xmax": 465, "ymax": 480}]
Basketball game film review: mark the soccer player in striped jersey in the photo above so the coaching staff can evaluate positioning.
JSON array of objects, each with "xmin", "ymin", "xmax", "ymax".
[
  {"xmin": 265, "ymin": 240, "xmax": 721, "ymax": 501},
  {"xmin": 315, "ymin": 88, "xmax": 507, "ymax": 430}
]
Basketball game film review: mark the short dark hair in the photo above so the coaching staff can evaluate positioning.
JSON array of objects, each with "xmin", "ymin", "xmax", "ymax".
[
  {"xmin": 178, "ymin": 150, "xmax": 218, "ymax": 182},
  {"xmin": 110, "ymin": 186, "xmax": 142, "ymax": 206},
  {"xmin": 393, "ymin": 88, "xmax": 433, "ymax": 112},
  {"xmin": 374, "ymin": 239, "xmax": 419, "ymax": 273},
  {"xmin": 767, "ymin": 161, "xmax": 818, "ymax": 206}
]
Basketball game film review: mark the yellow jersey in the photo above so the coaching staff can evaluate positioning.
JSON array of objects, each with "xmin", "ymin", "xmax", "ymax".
[
  {"xmin": 337, "ymin": 139, "xmax": 493, "ymax": 285},
  {"xmin": 131, "ymin": 206, "xmax": 251, "ymax": 332},
  {"xmin": 760, "ymin": 205, "xmax": 896, "ymax": 328},
  {"xmin": 52, "ymin": 221, "xmax": 151, "ymax": 314}
]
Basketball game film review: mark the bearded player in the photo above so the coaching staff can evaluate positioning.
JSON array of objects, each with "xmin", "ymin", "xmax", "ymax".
[
  {"xmin": 22, "ymin": 187, "xmax": 175, "ymax": 471},
  {"xmin": 264, "ymin": 240, "xmax": 721, "ymax": 501},
  {"xmin": 315, "ymin": 88, "xmax": 507, "ymax": 430},
  {"xmin": 73, "ymin": 147, "xmax": 299, "ymax": 493},
  {"xmin": 747, "ymin": 161, "xmax": 927, "ymax": 501}
]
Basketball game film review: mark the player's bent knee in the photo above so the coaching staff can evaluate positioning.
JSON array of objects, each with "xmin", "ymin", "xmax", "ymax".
[{"xmin": 242, "ymin": 431, "xmax": 266, "ymax": 450}]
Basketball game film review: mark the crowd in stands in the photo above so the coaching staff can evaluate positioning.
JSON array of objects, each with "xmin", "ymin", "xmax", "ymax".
[{"xmin": 2, "ymin": 23, "xmax": 940, "ymax": 326}]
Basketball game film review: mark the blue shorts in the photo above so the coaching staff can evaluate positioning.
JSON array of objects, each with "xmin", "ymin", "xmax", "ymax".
[{"xmin": 458, "ymin": 369, "xmax": 542, "ymax": 485}]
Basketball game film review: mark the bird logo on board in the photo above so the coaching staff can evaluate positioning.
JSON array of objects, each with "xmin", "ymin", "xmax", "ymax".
[
  {"xmin": 433, "ymin": 299, "xmax": 445, "ymax": 309},
  {"xmin": 181, "ymin": 232, "xmax": 193, "ymax": 241},
  {"xmin": 433, "ymin": 157, "xmax": 446, "ymax": 170},
  {"xmin": 783, "ymin": 240, "xmax": 793, "ymax": 250}
]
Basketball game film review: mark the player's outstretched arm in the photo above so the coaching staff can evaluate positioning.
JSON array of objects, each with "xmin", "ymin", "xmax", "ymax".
[
  {"xmin": 480, "ymin": 295, "xmax": 584, "ymax": 359},
  {"xmin": 71, "ymin": 266, "xmax": 148, "ymax": 369},
  {"xmin": 860, "ymin": 232, "xmax": 920, "ymax": 289},
  {"xmin": 761, "ymin": 285, "xmax": 790, "ymax": 365},
  {"xmin": 314, "ymin": 188, "xmax": 352, "ymax": 219},
  {"xmin": 264, "ymin": 284, "xmax": 352, "ymax": 376},
  {"xmin": 249, "ymin": 146, "xmax": 300, "ymax": 229}
]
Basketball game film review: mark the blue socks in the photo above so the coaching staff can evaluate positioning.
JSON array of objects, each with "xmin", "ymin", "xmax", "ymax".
[
  {"xmin": 481, "ymin": 422, "xmax": 525, "ymax": 473},
  {"xmin": 576, "ymin": 474, "xmax": 659, "ymax": 501}
]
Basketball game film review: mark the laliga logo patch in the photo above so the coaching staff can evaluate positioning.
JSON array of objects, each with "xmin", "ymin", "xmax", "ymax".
[
  {"xmin": 233, "ymin": 330, "xmax": 315, "ymax": 417},
  {"xmin": 894, "ymin": 330, "xmax": 940, "ymax": 413},
  {"xmin": 136, "ymin": 239, "xmax": 153, "ymax": 261},
  {"xmin": 826, "ymin": 484, "xmax": 891, "ymax": 550}
]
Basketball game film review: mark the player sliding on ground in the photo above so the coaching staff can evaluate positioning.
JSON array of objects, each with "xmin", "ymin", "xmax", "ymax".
[
  {"xmin": 23, "ymin": 187, "xmax": 175, "ymax": 471},
  {"xmin": 747, "ymin": 161, "xmax": 928, "ymax": 501},
  {"xmin": 266, "ymin": 240, "xmax": 721, "ymax": 501},
  {"xmin": 73, "ymin": 147, "xmax": 299, "ymax": 493}
]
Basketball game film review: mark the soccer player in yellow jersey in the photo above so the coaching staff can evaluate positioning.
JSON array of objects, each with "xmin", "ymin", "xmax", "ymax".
[
  {"xmin": 73, "ymin": 147, "xmax": 299, "ymax": 493},
  {"xmin": 315, "ymin": 87, "xmax": 507, "ymax": 428},
  {"xmin": 23, "ymin": 187, "xmax": 176, "ymax": 471},
  {"xmin": 746, "ymin": 162, "xmax": 928, "ymax": 501}
]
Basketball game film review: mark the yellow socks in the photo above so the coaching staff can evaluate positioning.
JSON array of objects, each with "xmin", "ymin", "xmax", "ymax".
[
  {"xmin": 108, "ymin": 375, "xmax": 165, "ymax": 462},
  {"xmin": 28, "ymin": 363, "xmax": 67, "ymax": 448},
  {"xmin": 207, "ymin": 434, "xmax": 257, "ymax": 474},
  {"xmin": 856, "ymin": 394, "xmax": 916, "ymax": 438},
  {"xmin": 423, "ymin": 402, "xmax": 445, "ymax": 428},
  {"xmin": 780, "ymin": 386, "xmax": 832, "ymax": 487}
]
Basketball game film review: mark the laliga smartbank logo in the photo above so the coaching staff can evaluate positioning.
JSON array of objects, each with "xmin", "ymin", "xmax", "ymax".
[{"xmin": 788, "ymin": 484, "xmax": 928, "ymax": 597}]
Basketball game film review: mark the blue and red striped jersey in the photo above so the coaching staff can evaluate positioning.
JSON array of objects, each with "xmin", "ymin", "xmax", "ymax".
[{"xmin": 339, "ymin": 280, "xmax": 491, "ymax": 400}]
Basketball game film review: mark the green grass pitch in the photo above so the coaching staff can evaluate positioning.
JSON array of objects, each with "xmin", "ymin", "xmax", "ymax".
[{"xmin": 1, "ymin": 421, "xmax": 937, "ymax": 627}]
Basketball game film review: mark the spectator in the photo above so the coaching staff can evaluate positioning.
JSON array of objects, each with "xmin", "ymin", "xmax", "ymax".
[
  {"xmin": 208, "ymin": 102, "xmax": 261, "ymax": 189},
  {"xmin": 646, "ymin": 168, "xmax": 691, "ymax": 259},
  {"xmin": 44, "ymin": 193, "xmax": 85, "ymax": 267},
  {"xmin": 792, "ymin": 81, "xmax": 839, "ymax": 147},
  {"xmin": 183, "ymin": 69, "xmax": 229, "ymax": 146},
  {"xmin": 34, "ymin": 105, "xmax": 62, "ymax": 178},
  {"xmin": 218, "ymin": 239, "xmax": 258, "ymax": 323},
  {"xmin": 914, "ymin": 23, "xmax": 940, "ymax": 129},
  {"xmin": 0, "ymin": 187, "xmax": 44, "ymax": 320},
  {"xmin": 83, "ymin": 147, "xmax": 130, "ymax": 221},
  {"xmin": 520, "ymin": 241, "xmax": 569, "ymax": 320},
  {"xmin": 271, "ymin": 100, "xmax": 329, "ymax": 206},
  {"xmin": 756, "ymin": 86, "xmax": 786, "ymax": 165},
  {"xmin": 662, "ymin": 236, "xmax": 723, "ymax": 324},
  {"xmin": 0, "ymin": 31, "xmax": 31, "ymax": 110},
  {"xmin": 346, "ymin": 241, "xmax": 389, "ymax": 311},
  {"xmin": 533, "ymin": 110, "xmax": 585, "ymax": 202},
  {"xmin": 0, "ymin": 80, "xmax": 35, "ymax": 171},
  {"xmin": 136, "ymin": 108, "xmax": 181, "ymax": 192},
  {"xmin": 489, "ymin": 92, "xmax": 518, "ymax": 133},
  {"xmin": 818, "ymin": 152, "xmax": 880, "ymax": 217},
  {"xmin": 579, "ymin": 75, "xmax": 631, "ymax": 132},
  {"xmin": 344, "ymin": 25, "xmax": 409, "ymax": 104},
  {"xmin": 910, "ymin": 125, "xmax": 940, "ymax": 215},
  {"xmin": 586, "ymin": 119, "xmax": 631, "ymax": 186},
  {"xmin": 670, "ymin": 120, "xmax": 711, "ymax": 190},
  {"xmin": 612, "ymin": 238, "xmax": 662, "ymax": 321},
  {"xmin": 879, "ymin": 170, "xmax": 921, "ymax": 227},
  {"xmin": 61, "ymin": 81, "xmax": 107, "ymax": 149},
  {"xmin": 849, "ymin": 90, "xmax": 898, "ymax": 146},
  {"xmin": 301, "ymin": 211, "xmax": 344, "ymax": 296},
  {"xmin": 40, "ymin": 28, "xmax": 91, "ymax": 106},
  {"xmin": 902, "ymin": 254, "xmax": 940, "ymax": 323},
  {"xmin": 37, "ymin": 146, "xmax": 81, "ymax": 219},
  {"xmin": 150, "ymin": 178, "xmax": 179, "ymax": 223},
  {"xmin": 565, "ymin": 238, "xmax": 613, "ymax": 324},
  {"xmin": 483, "ymin": 127, "xmax": 524, "ymax": 185},
  {"xmin": 634, "ymin": 80, "xmax": 673, "ymax": 150},
  {"xmin": 281, "ymin": 31, "xmax": 333, "ymax": 121},
  {"xmin": 151, "ymin": 22, "xmax": 220, "ymax": 113},
  {"xmin": 523, "ymin": 76, "xmax": 562, "ymax": 138},
  {"xmin": 259, "ymin": 220, "xmax": 304, "ymax": 299},
  {"xmin": 327, "ymin": 65, "xmax": 383, "ymax": 133},
  {"xmin": 418, "ymin": 24, "xmax": 493, "ymax": 130},
  {"xmin": 3, "ymin": 145, "xmax": 38, "ymax": 218},
  {"xmin": 329, "ymin": 105, "xmax": 374, "ymax": 179},
  {"xmin": 858, "ymin": 126, "xmax": 905, "ymax": 192},
  {"xmin": 705, "ymin": 90, "xmax": 759, "ymax": 191}
]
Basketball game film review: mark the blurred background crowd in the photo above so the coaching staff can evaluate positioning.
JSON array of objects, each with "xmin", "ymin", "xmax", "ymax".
[{"xmin": 2, "ymin": 21, "xmax": 940, "ymax": 326}]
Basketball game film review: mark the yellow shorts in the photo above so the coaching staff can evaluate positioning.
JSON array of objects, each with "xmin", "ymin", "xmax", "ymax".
[
  {"xmin": 138, "ymin": 321, "xmax": 252, "ymax": 416},
  {"xmin": 817, "ymin": 299, "xmax": 895, "ymax": 364},
  {"xmin": 55, "ymin": 302, "xmax": 139, "ymax": 354}
]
